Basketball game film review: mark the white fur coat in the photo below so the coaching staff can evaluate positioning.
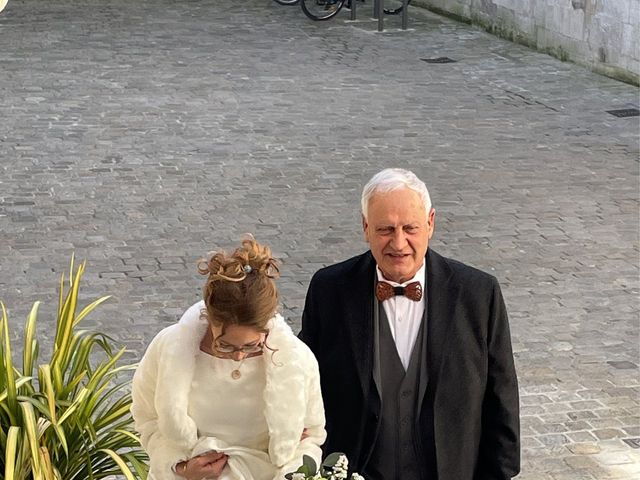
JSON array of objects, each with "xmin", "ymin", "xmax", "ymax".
[{"xmin": 131, "ymin": 301, "xmax": 326, "ymax": 480}]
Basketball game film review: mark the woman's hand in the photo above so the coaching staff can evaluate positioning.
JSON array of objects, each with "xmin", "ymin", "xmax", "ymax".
[
  {"xmin": 174, "ymin": 451, "xmax": 228, "ymax": 480},
  {"xmin": 300, "ymin": 428, "xmax": 309, "ymax": 441}
]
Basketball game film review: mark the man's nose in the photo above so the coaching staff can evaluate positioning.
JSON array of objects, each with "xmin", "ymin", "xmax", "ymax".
[{"xmin": 390, "ymin": 230, "xmax": 407, "ymax": 249}]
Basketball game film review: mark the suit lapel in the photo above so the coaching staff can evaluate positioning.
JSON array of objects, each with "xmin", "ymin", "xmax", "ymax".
[
  {"xmin": 341, "ymin": 252, "xmax": 376, "ymax": 397},
  {"xmin": 419, "ymin": 249, "xmax": 457, "ymax": 406}
]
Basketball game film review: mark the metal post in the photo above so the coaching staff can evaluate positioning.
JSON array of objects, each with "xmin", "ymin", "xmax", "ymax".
[
  {"xmin": 401, "ymin": 0, "xmax": 408, "ymax": 29},
  {"xmin": 377, "ymin": 0, "xmax": 384, "ymax": 31},
  {"xmin": 373, "ymin": 0, "xmax": 379, "ymax": 19},
  {"xmin": 350, "ymin": 0, "xmax": 356, "ymax": 21}
]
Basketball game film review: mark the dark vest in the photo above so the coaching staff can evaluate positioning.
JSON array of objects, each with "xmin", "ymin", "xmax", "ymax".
[{"xmin": 363, "ymin": 303, "xmax": 427, "ymax": 480}]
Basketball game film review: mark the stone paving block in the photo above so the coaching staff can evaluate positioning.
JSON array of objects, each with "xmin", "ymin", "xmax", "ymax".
[
  {"xmin": 568, "ymin": 431, "xmax": 600, "ymax": 443},
  {"xmin": 552, "ymin": 469, "xmax": 598, "ymax": 480},
  {"xmin": 565, "ymin": 420, "xmax": 593, "ymax": 431},
  {"xmin": 622, "ymin": 425, "xmax": 640, "ymax": 436},
  {"xmin": 593, "ymin": 428, "xmax": 628, "ymax": 440}
]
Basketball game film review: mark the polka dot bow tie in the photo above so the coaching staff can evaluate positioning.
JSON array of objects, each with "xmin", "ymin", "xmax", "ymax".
[{"xmin": 375, "ymin": 281, "xmax": 423, "ymax": 302}]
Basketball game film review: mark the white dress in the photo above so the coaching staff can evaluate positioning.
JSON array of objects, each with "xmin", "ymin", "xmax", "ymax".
[
  {"xmin": 189, "ymin": 352, "xmax": 269, "ymax": 451},
  {"xmin": 187, "ymin": 351, "xmax": 277, "ymax": 480}
]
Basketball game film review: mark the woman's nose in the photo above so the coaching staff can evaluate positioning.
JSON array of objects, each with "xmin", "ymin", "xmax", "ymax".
[{"xmin": 232, "ymin": 351, "xmax": 247, "ymax": 361}]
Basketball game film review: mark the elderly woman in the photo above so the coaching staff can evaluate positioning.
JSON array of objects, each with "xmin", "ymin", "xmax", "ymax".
[{"xmin": 131, "ymin": 237, "xmax": 326, "ymax": 480}]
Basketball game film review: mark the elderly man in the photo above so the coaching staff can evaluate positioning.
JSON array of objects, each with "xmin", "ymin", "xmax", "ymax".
[{"xmin": 300, "ymin": 168, "xmax": 520, "ymax": 480}]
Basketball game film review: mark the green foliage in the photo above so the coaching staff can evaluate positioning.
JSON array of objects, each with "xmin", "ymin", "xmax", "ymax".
[
  {"xmin": 0, "ymin": 258, "xmax": 148, "ymax": 480},
  {"xmin": 286, "ymin": 455, "xmax": 318, "ymax": 478}
]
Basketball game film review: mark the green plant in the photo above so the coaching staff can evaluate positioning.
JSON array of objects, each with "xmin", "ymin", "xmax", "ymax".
[{"xmin": 0, "ymin": 258, "xmax": 148, "ymax": 479}]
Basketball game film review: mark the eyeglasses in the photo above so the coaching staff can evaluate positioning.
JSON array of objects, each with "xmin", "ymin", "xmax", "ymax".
[
  {"xmin": 210, "ymin": 329, "xmax": 268, "ymax": 355},
  {"xmin": 213, "ymin": 341, "xmax": 265, "ymax": 355}
]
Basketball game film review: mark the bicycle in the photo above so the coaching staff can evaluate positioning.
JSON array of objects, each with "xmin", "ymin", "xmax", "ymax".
[
  {"xmin": 273, "ymin": 0, "xmax": 299, "ymax": 6},
  {"xmin": 299, "ymin": 0, "xmax": 410, "ymax": 21}
]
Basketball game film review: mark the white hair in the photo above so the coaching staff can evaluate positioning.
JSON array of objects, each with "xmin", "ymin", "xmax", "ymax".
[{"xmin": 361, "ymin": 168, "xmax": 432, "ymax": 219}]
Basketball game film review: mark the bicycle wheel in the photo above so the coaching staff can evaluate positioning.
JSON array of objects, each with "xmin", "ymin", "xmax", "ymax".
[
  {"xmin": 273, "ymin": 0, "xmax": 299, "ymax": 6},
  {"xmin": 300, "ymin": 0, "xmax": 347, "ymax": 21},
  {"xmin": 383, "ymin": 0, "xmax": 410, "ymax": 15}
]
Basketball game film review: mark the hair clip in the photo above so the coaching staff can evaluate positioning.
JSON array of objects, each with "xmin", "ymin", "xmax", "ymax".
[
  {"xmin": 243, "ymin": 265, "xmax": 253, "ymax": 274},
  {"xmin": 265, "ymin": 259, "xmax": 280, "ymax": 279}
]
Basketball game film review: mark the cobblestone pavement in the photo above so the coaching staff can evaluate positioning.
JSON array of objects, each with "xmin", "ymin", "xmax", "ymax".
[{"xmin": 1, "ymin": 0, "xmax": 639, "ymax": 477}]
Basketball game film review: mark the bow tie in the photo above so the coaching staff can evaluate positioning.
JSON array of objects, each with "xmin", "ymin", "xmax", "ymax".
[{"xmin": 375, "ymin": 281, "xmax": 423, "ymax": 302}]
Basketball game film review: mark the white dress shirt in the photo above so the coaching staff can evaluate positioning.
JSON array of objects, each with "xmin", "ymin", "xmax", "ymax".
[{"xmin": 376, "ymin": 262, "xmax": 426, "ymax": 370}]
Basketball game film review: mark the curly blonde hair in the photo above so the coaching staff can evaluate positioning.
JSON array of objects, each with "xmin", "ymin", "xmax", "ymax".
[{"xmin": 197, "ymin": 235, "xmax": 280, "ymax": 333}]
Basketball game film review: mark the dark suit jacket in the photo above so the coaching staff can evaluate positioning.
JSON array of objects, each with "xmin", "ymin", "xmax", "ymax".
[{"xmin": 299, "ymin": 249, "xmax": 520, "ymax": 480}]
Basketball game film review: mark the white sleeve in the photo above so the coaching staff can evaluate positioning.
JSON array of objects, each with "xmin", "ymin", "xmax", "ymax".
[
  {"xmin": 131, "ymin": 333, "xmax": 190, "ymax": 480},
  {"xmin": 273, "ymin": 354, "xmax": 327, "ymax": 479}
]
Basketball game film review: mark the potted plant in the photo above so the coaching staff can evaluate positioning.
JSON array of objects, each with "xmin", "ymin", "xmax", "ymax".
[{"xmin": 0, "ymin": 258, "xmax": 148, "ymax": 479}]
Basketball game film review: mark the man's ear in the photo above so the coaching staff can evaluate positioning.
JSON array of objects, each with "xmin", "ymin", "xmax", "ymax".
[
  {"xmin": 427, "ymin": 208, "xmax": 436, "ymax": 239},
  {"xmin": 362, "ymin": 214, "xmax": 370, "ymax": 243}
]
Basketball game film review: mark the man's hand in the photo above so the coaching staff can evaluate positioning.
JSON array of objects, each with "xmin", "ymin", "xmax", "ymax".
[{"xmin": 175, "ymin": 451, "xmax": 228, "ymax": 480}]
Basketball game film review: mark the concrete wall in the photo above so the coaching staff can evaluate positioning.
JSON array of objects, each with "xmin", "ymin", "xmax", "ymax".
[{"xmin": 415, "ymin": 0, "xmax": 640, "ymax": 84}]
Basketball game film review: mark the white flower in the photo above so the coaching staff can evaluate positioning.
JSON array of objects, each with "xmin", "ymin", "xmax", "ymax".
[
  {"xmin": 332, "ymin": 466, "xmax": 348, "ymax": 478},
  {"xmin": 291, "ymin": 474, "xmax": 306, "ymax": 480},
  {"xmin": 350, "ymin": 474, "xmax": 365, "ymax": 480},
  {"xmin": 329, "ymin": 454, "xmax": 348, "ymax": 479}
]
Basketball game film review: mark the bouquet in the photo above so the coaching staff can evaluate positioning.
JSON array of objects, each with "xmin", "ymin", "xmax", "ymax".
[{"xmin": 285, "ymin": 453, "xmax": 364, "ymax": 480}]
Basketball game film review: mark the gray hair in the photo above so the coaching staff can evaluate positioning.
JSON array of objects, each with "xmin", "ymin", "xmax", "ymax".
[{"xmin": 361, "ymin": 168, "xmax": 432, "ymax": 219}]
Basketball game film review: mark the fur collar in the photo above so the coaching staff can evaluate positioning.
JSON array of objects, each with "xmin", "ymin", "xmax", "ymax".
[{"xmin": 154, "ymin": 301, "xmax": 309, "ymax": 466}]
